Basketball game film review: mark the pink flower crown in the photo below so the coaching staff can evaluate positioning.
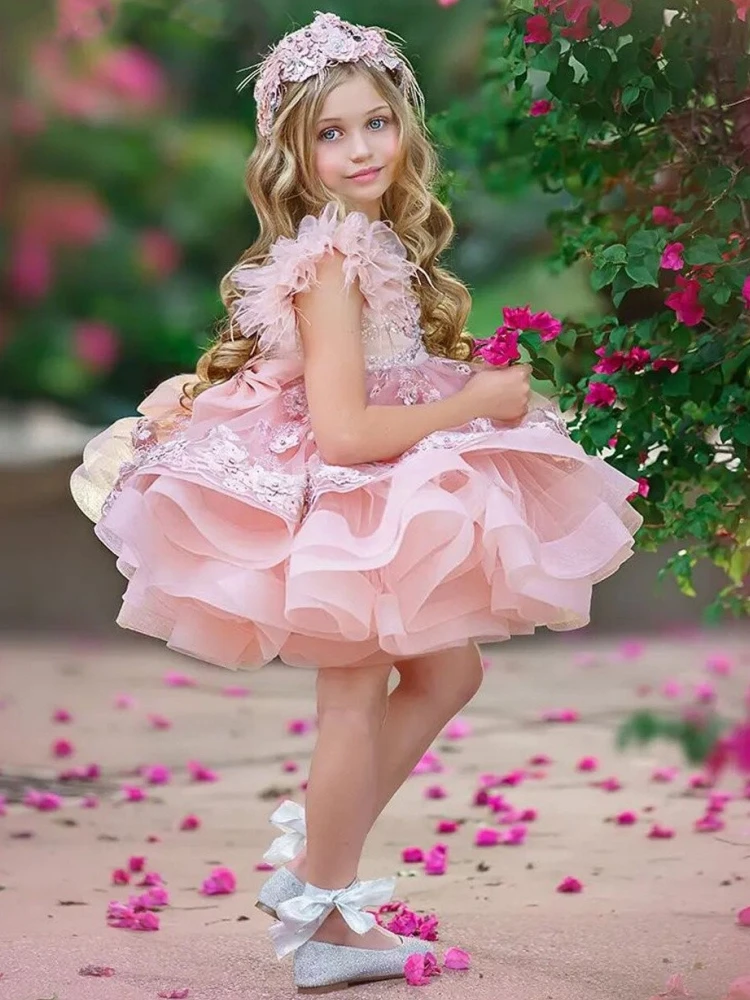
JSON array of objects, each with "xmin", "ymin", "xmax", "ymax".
[{"xmin": 238, "ymin": 11, "xmax": 425, "ymax": 138}]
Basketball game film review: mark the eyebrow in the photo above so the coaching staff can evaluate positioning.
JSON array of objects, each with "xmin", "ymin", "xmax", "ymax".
[{"xmin": 317, "ymin": 104, "xmax": 390, "ymax": 125}]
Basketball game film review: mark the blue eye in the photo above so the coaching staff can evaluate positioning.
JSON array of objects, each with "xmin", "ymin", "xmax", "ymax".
[{"xmin": 318, "ymin": 117, "xmax": 390, "ymax": 142}]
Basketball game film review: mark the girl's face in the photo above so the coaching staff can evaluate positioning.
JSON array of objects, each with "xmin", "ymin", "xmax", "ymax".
[{"xmin": 313, "ymin": 74, "xmax": 400, "ymax": 221}]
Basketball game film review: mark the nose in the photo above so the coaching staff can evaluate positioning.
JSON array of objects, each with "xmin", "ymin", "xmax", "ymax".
[{"xmin": 349, "ymin": 128, "xmax": 372, "ymax": 162}]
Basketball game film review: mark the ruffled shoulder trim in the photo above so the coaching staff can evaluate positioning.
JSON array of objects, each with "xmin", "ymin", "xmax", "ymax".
[{"xmin": 231, "ymin": 202, "xmax": 419, "ymax": 357}]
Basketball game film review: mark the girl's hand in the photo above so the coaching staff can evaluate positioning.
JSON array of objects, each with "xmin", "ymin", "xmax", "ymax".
[{"xmin": 460, "ymin": 364, "xmax": 531, "ymax": 424}]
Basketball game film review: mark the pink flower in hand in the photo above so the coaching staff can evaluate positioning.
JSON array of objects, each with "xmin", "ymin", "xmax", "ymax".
[
  {"xmin": 661, "ymin": 242, "xmax": 685, "ymax": 270},
  {"xmin": 200, "ymin": 866, "xmax": 236, "ymax": 895},
  {"xmin": 475, "ymin": 327, "xmax": 520, "ymax": 366}
]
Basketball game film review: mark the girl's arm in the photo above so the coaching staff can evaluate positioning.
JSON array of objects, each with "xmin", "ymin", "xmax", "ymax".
[{"xmin": 296, "ymin": 250, "xmax": 480, "ymax": 466}]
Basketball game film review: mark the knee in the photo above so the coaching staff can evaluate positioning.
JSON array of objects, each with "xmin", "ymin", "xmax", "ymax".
[
  {"xmin": 316, "ymin": 666, "xmax": 390, "ymax": 730},
  {"xmin": 397, "ymin": 643, "xmax": 484, "ymax": 715}
]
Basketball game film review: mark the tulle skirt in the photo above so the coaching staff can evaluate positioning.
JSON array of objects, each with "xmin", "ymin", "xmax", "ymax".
[{"xmin": 70, "ymin": 354, "xmax": 642, "ymax": 670}]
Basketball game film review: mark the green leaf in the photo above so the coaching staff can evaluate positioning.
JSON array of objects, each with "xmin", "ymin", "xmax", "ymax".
[
  {"xmin": 683, "ymin": 236, "xmax": 724, "ymax": 266},
  {"xmin": 598, "ymin": 243, "xmax": 628, "ymax": 265},
  {"xmin": 625, "ymin": 251, "xmax": 660, "ymax": 287},
  {"xmin": 735, "ymin": 419, "xmax": 750, "ymax": 446},
  {"xmin": 591, "ymin": 263, "xmax": 620, "ymax": 290},
  {"xmin": 664, "ymin": 59, "xmax": 694, "ymax": 91},
  {"xmin": 531, "ymin": 41, "xmax": 560, "ymax": 74},
  {"xmin": 644, "ymin": 88, "xmax": 673, "ymax": 122},
  {"xmin": 622, "ymin": 84, "xmax": 640, "ymax": 110},
  {"xmin": 531, "ymin": 357, "xmax": 556, "ymax": 382}
]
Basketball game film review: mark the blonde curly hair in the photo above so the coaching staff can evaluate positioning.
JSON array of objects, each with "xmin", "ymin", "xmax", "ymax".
[{"xmin": 184, "ymin": 60, "xmax": 473, "ymax": 405}]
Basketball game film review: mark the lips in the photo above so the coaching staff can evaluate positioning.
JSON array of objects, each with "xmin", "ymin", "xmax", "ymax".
[{"xmin": 349, "ymin": 167, "xmax": 381, "ymax": 179}]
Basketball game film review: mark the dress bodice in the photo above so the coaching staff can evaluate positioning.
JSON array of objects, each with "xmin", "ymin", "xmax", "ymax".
[{"xmin": 231, "ymin": 202, "xmax": 427, "ymax": 369}]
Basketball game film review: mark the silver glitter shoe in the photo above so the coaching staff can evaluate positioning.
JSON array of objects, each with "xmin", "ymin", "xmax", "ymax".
[
  {"xmin": 293, "ymin": 935, "xmax": 434, "ymax": 994},
  {"xmin": 268, "ymin": 874, "xmax": 433, "ymax": 992},
  {"xmin": 255, "ymin": 866, "xmax": 305, "ymax": 919}
]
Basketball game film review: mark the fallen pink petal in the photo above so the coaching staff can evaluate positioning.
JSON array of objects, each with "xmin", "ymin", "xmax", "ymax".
[
  {"xmin": 694, "ymin": 812, "xmax": 725, "ymax": 832},
  {"xmin": 541, "ymin": 708, "xmax": 579, "ymax": 722},
  {"xmin": 148, "ymin": 714, "xmax": 172, "ymax": 730},
  {"xmin": 143, "ymin": 764, "xmax": 171, "ymax": 785},
  {"xmin": 114, "ymin": 694, "xmax": 136, "ymax": 709},
  {"xmin": 651, "ymin": 766, "xmax": 679, "ymax": 783},
  {"xmin": 52, "ymin": 738, "xmax": 74, "ymax": 758},
  {"xmin": 179, "ymin": 814, "xmax": 200, "ymax": 831},
  {"xmin": 128, "ymin": 856, "xmax": 146, "ymax": 872},
  {"xmin": 596, "ymin": 777, "xmax": 622, "ymax": 792},
  {"xmin": 425, "ymin": 784, "xmax": 448, "ymax": 799},
  {"xmin": 157, "ymin": 991, "xmax": 189, "ymax": 999},
  {"xmin": 411, "ymin": 751, "xmax": 445, "ymax": 775},
  {"xmin": 402, "ymin": 846, "xmax": 424, "ymax": 863},
  {"xmin": 164, "ymin": 670, "xmax": 196, "ymax": 687},
  {"xmin": 705, "ymin": 654, "xmax": 732, "ymax": 675},
  {"xmin": 282, "ymin": 760, "xmax": 299, "ymax": 772},
  {"xmin": 424, "ymin": 846, "xmax": 448, "ymax": 875},
  {"xmin": 122, "ymin": 784, "xmax": 146, "ymax": 803},
  {"xmin": 529, "ymin": 753, "xmax": 552, "ymax": 765},
  {"xmin": 724, "ymin": 976, "xmax": 750, "ymax": 1000},
  {"xmin": 200, "ymin": 866, "xmax": 237, "ymax": 895},
  {"xmin": 475, "ymin": 827, "xmax": 501, "ymax": 847},
  {"xmin": 615, "ymin": 810, "xmax": 638, "ymax": 825},
  {"xmin": 52, "ymin": 708, "xmax": 73, "ymax": 723},
  {"xmin": 649, "ymin": 972, "xmax": 692, "ymax": 998},
  {"xmin": 577, "ymin": 755, "xmax": 599, "ymax": 772},
  {"xmin": 443, "ymin": 946, "xmax": 471, "ymax": 970},
  {"xmin": 79, "ymin": 965, "xmax": 115, "ymax": 977},
  {"xmin": 736, "ymin": 906, "xmax": 750, "ymax": 926},
  {"xmin": 557, "ymin": 876, "xmax": 583, "ymax": 893},
  {"xmin": 443, "ymin": 717, "xmax": 472, "ymax": 739},
  {"xmin": 222, "ymin": 684, "xmax": 250, "ymax": 696},
  {"xmin": 286, "ymin": 717, "xmax": 313, "ymax": 735},
  {"xmin": 187, "ymin": 760, "xmax": 218, "ymax": 782},
  {"xmin": 647, "ymin": 823, "xmax": 675, "ymax": 839},
  {"xmin": 112, "ymin": 868, "xmax": 130, "ymax": 885},
  {"xmin": 436, "ymin": 819, "xmax": 459, "ymax": 834},
  {"xmin": 404, "ymin": 951, "xmax": 440, "ymax": 986}
]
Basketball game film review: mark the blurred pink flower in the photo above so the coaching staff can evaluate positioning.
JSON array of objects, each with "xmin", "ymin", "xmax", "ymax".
[
  {"xmin": 627, "ymin": 477, "xmax": 650, "ymax": 501},
  {"xmin": 24, "ymin": 789, "xmax": 62, "ymax": 811},
  {"xmin": 179, "ymin": 814, "xmax": 200, "ymax": 831},
  {"xmin": 52, "ymin": 708, "xmax": 73, "ymax": 723},
  {"xmin": 187, "ymin": 760, "xmax": 218, "ymax": 782},
  {"xmin": 142, "ymin": 764, "xmax": 171, "ymax": 785},
  {"xmin": 436, "ymin": 819, "xmax": 459, "ymax": 834},
  {"xmin": 412, "ymin": 751, "xmax": 444, "ymax": 775},
  {"xmin": 599, "ymin": 0, "xmax": 632, "ymax": 26},
  {"xmin": 530, "ymin": 99, "xmax": 553, "ymax": 116},
  {"xmin": 148, "ymin": 714, "xmax": 171, "ymax": 730},
  {"xmin": 475, "ymin": 827, "xmax": 501, "ymax": 847},
  {"xmin": 577, "ymin": 755, "xmax": 598, "ymax": 771},
  {"xmin": 164, "ymin": 670, "xmax": 195, "ymax": 687},
  {"xmin": 11, "ymin": 99, "xmax": 47, "ymax": 137},
  {"xmin": 593, "ymin": 347, "xmax": 625, "ymax": 374},
  {"xmin": 112, "ymin": 868, "xmax": 130, "ymax": 885},
  {"xmin": 443, "ymin": 717, "xmax": 471, "ymax": 739},
  {"xmin": 425, "ymin": 784, "xmax": 448, "ymax": 799},
  {"xmin": 615, "ymin": 810, "xmax": 637, "ymax": 825},
  {"xmin": 10, "ymin": 236, "xmax": 52, "ymax": 300},
  {"xmin": 652, "ymin": 206, "xmax": 682, "ymax": 227},
  {"xmin": 652, "ymin": 357, "xmax": 680, "ymax": 373},
  {"xmin": 731, "ymin": 0, "xmax": 750, "ymax": 21},
  {"xmin": 424, "ymin": 846, "xmax": 448, "ymax": 875},
  {"xmin": 738, "ymin": 907, "xmax": 750, "ymax": 927},
  {"xmin": 705, "ymin": 654, "xmax": 732, "ymax": 676},
  {"xmin": 92, "ymin": 47, "xmax": 166, "ymax": 109},
  {"xmin": 57, "ymin": 0, "xmax": 117, "ymax": 40},
  {"xmin": 72, "ymin": 321, "xmax": 120, "ymax": 372},
  {"xmin": 138, "ymin": 230, "xmax": 181, "ymax": 279}
]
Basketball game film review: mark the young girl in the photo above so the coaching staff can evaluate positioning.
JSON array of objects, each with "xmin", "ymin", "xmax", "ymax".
[{"xmin": 71, "ymin": 11, "xmax": 642, "ymax": 993}]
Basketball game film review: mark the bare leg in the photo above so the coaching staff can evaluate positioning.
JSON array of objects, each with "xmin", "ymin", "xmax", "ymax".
[
  {"xmin": 304, "ymin": 662, "xmax": 399, "ymax": 949},
  {"xmin": 291, "ymin": 642, "xmax": 484, "ymax": 892}
]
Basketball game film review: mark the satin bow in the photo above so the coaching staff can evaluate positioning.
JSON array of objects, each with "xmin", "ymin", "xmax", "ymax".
[
  {"xmin": 263, "ymin": 800, "xmax": 307, "ymax": 865},
  {"xmin": 269, "ymin": 875, "xmax": 397, "ymax": 959}
]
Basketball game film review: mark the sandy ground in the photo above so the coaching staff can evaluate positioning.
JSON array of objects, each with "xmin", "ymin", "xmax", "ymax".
[{"xmin": 0, "ymin": 629, "xmax": 749, "ymax": 1000}]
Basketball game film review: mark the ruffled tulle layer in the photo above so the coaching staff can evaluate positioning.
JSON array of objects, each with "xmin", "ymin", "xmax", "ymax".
[{"xmin": 71, "ymin": 357, "xmax": 642, "ymax": 670}]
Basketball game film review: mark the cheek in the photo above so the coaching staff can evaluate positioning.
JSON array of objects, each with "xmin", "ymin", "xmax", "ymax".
[
  {"xmin": 314, "ymin": 145, "xmax": 341, "ymax": 184},
  {"xmin": 379, "ymin": 129, "xmax": 400, "ymax": 168}
]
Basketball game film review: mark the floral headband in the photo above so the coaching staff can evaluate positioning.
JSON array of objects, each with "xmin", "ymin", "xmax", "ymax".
[{"xmin": 238, "ymin": 10, "xmax": 425, "ymax": 138}]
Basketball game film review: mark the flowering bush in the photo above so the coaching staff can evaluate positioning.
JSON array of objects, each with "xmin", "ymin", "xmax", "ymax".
[{"xmin": 434, "ymin": 0, "xmax": 750, "ymax": 618}]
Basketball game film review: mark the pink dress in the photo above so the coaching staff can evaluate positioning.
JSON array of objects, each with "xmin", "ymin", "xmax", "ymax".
[{"xmin": 70, "ymin": 203, "xmax": 642, "ymax": 670}]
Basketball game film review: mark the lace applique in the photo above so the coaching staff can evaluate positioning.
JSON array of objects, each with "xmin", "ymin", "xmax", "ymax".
[
  {"xmin": 281, "ymin": 381, "xmax": 308, "ymax": 418},
  {"xmin": 107, "ymin": 423, "xmax": 309, "ymax": 521}
]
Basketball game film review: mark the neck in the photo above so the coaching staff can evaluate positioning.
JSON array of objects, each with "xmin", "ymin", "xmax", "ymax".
[{"xmin": 344, "ymin": 197, "xmax": 381, "ymax": 224}]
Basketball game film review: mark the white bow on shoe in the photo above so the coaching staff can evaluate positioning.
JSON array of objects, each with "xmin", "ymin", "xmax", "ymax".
[
  {"xmin": 269, "ymin": 876, "xmax": 397, "ymax": 959},
  {"xmin": 263, "ymin": 799, "xmax": 307, "ymax": 866}
]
